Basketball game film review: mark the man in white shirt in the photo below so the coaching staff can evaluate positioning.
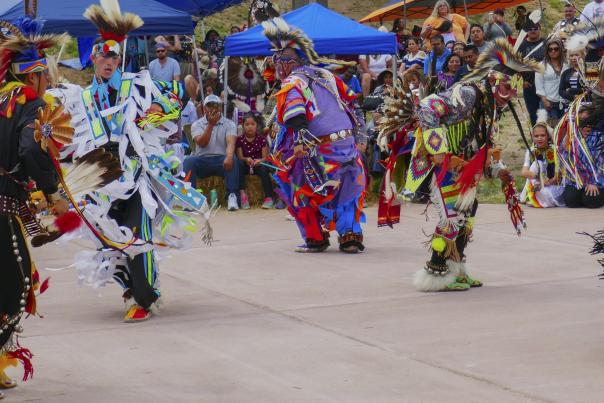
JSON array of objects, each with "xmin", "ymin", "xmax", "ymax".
[
  {"xmin": 148, "ymin": 43, "xmax": 181, "ymax": 82},
  {"xmin": 581, "ymin": 0, "xmax": 604, "ymax": 24}
]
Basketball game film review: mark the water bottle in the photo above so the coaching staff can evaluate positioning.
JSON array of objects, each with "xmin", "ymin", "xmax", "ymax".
[{"xmin": 210, "ymin": 189, "xmax": 218, "ymax": 208}]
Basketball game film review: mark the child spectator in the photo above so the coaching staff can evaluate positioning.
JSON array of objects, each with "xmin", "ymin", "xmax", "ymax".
[
  {"xmin": 236, "ymin": 113, "xmax": 275, "ymax": 209},
  {"xmin": 520, "ymin": 114, "xmax": 565, "ymax": 207},
  {"xmin": 340, "ymin": 66, "xmax": 362, "ymax": 95},
  {"xmin": 559, "ymin": 49, "xmax": 587, "ymax": 107}
]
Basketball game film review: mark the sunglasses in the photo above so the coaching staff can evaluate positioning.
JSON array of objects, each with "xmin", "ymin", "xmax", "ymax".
[
  {"xmin": 529, "ymin": 27, "xmax": 540, "ymax": 31},
  {"xmin": 156, "ymin": 49, "xmax": 166, "ymax": 53},
  {"xmin": 548, "ymin": 47, "xmax": 560, "ymax": 51}
]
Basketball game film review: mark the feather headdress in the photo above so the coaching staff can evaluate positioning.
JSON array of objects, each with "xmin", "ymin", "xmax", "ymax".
[
  {"xmin": 0, "ymin": 17, "xmax": 68, "ymax": 83},
  {"xmin": 462, "ymin": 38, "xmax": 543, "ymax": 84},
  {"xmin": 224, "ymin": 57, "xmax": 266, "ymax": 98},
  {"xmin": 84, "ymin": 0, "xmax": 143, "ymax": 45},
  {"xmin": 249, "ymin": 0, "xmax": 280, "ymax": 26},
  {"xmin": 566, "ymin": 18, "xmax": 604, "ymax": 52},
  {"xmin": 261, "ymin": 18, "xmax": 356, "ymax": 67}
]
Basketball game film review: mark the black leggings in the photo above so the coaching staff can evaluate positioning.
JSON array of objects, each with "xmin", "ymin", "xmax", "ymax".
[
  {"xmin": 239, "ymin": 161, "xmax": 274, "ymax": 198},
  {"xmin": 0, "ymin": 215, "xmax": 31, "ymax": 349},
  {"xmin": 108, "ymin": 192, "xmax": 159, "ymax": 309},
  {"xmin": 563, "ymin": 185, "xmax": 604, "ymax": 209}
]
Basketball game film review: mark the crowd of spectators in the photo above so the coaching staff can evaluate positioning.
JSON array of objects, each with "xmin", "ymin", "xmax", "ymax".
[{"xmin": 134, "ymin": 1, "xmax": 602, "ymax": 211}]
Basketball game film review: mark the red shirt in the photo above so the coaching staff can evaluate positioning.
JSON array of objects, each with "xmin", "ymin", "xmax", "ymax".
[{"xmin": 236, "ymin": 134, "xmax": 267, "ymax": 160}]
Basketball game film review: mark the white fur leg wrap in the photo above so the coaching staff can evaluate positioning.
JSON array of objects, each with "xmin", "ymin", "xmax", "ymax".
[{"xmin": 413, "ymin": 259, "xmax": 463, "ymax": 292}]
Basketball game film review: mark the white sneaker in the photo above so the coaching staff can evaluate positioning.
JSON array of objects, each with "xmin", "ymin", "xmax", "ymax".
[{"xmin": 227, "ymin": 193, "xmax": 239, "ymax": 211}]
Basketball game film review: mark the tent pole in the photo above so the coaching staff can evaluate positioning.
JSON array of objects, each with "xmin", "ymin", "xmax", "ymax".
[
  {"xmin": 223, "ymin": 56, "xmax": 229, "ymax": 117},
  {"xmin": 192, "ymin": 30, "xmax": 205, "ymax": 103},
  {"xmin": 403, "ymin": 0, "xmax": 407, "ymax": 29},
  {"xmin": 201, "ymin": 19, "xmax": 206, "ymax": 41},
  {"xmin": 121, "ymin": 36, "xmax": 128, "ymax": 72},
  {"xmin": 144, "ymin": 35, "xmax": 150, "ymax": 68},
  {"xmin": 462, "ymin": 0, "xmax": 469, "ymax": 20},
  {"xmin": 393, "ymin": 56, "xmax": 399, "ymax": 88}
]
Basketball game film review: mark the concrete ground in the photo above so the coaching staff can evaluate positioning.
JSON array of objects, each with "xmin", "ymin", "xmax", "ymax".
[{"xmin": 4, "ymin": 204, "xmax": 603, "ymax": 403}]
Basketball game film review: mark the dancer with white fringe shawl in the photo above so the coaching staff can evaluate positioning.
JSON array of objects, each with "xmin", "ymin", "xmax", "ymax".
[
  {"xmin": 379, "ymin": 39, "xmax": 543, "ymax": 292},
  {"xmin": 50, "ymin": 0, "xmax": 211, "ymax": 322}
]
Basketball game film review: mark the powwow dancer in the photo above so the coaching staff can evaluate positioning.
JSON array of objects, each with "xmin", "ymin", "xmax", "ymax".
[
  {"xmin": 0, "ymin": 12, "xmax": 121, "ymax": 397},
  {"xmin": 520, "ymin": 110, "xmax": 565, "ymax": 208},
  {"xmin": 0, "ymin": 14, "xmax": 70, "ymax": 397},
  {"xmin": 380, "ymin": 39, "xmax": 543, "ymax": 291},
  {"xmin": 555, "ymin": 18, "xmax": 604, "ymax": 275},
  {"xmin": 261, "ymin": 17, "xmax": 367, "ymax": 253},
  {"xmin": 50, "ymin": 0, "xmax": 210, "ymax": 323}
]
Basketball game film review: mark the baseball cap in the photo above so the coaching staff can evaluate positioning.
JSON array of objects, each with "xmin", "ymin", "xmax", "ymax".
[{"xmin": 203, "ymin": 94, "xmax": 223, "ymax": 105}]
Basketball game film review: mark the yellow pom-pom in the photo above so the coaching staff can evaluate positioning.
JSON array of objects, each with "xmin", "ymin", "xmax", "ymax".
[{"xmin": 431, "ymin": 237, "xmax": 446, "ymax": 253}]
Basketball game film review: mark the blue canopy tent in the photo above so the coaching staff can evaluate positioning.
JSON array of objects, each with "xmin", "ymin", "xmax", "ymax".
[
  {"xmin": 224, "ymin": 3, "xmax": 397, "ymax": 57},
  {"xmin": 0, "ymin": 0, "xmax": 195, "ymax": 71},
  {"xmin": 222, "ymin": 3, "xmax": 397, "ymax": 114},
  {"xmin": 0, "ymin": 0, "xmax": 194, "ymax": 36},
  {"xmin": 153, "ymin": 0, "xmax": 245, "ymax": 17}
]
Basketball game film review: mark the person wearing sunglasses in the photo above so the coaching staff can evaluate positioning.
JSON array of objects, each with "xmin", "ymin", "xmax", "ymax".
[
  {"xmin": 148, "ymin": 42, "xmax": 181, "ymax": 82},
  {"xmin": 535, "ymin": 38, "xmax": 568, "ymax": 123},
  {"xmin": 261, "ymin": 18, "xmax": 367, "ymax": 254},
  {"xmin": 517, "ymin": 23, "xmax": 545, "ymax": 125}
]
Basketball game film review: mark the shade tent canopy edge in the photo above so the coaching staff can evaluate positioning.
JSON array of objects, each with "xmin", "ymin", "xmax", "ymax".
[
  {"xmin": 153, "ymin": 0, "xmax": 245, "ymax": 17},
  {"xmin": 360, "ymin": 0, "xmax": 532, "ymax": 22},
  {"xmin": 0, "ymin": 0, "xmax": 195, "ymax": 36},
  {"xmin": 225, "ymin": 3, "xmax": 398, "ymax": 57}
]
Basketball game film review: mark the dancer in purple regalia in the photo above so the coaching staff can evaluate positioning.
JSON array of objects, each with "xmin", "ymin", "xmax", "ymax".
[{"xmin": 262, "ymin": 18, "xmax": 367, "ymax": 253}]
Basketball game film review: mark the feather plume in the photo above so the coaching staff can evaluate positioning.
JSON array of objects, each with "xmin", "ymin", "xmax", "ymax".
[
  {"xmin": 376, "ymin": 81, "xmax": 417, "ymax": 150},
  {"xmin": 84, "ymin": 0, "xmax": 143, "ymax": 42},
  {"xmin": 226, "ymin": 57, "xmax": 266, "ymax": 97},
  {"xmin": 63, "ymin": 148, "xmax": 123, "ymax": 199},
  {"xmin": 462, "ymin": 38, "xmax": 543, "ymax": 84}
]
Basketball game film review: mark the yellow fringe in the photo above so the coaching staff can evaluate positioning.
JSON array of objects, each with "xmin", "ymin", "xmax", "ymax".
[
  {"xmin": 0, "ymin": 353, "xmax": 18, "ymax": 373},
  {"xmin": 425, "ymin": 235, "xmax": 461, "ymax": 262}
]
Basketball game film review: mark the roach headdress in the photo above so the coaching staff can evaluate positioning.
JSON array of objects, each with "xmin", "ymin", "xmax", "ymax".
[
  {"xmin": 84, "ymin": 0, "xmax": 143, "ymax": 56},
  {"xmin": 261, "ymin": 18, "xmax": 355, "ymax": 67},
  {"xmin": 462, "ymin": 38, "xmax": 543, "ymax": 84},
  {"xmin": 0, "ymin": 16, "xmax": 68, "ymax": 83}
]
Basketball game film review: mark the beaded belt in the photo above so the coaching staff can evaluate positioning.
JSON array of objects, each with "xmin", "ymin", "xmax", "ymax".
[
  {"xmin": 0, "ymin": 194, "xmax": 43, "ymax": 236},
  {"xmin": 0, "ymin": 194, "xmax": 20, "ymax": 216},
  {"xmin": 319, "ymin": 129, "xmax": 354, "ymax": 145}
]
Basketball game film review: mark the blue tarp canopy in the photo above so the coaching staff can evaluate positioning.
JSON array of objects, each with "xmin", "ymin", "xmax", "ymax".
[
  {"xmin": 0, "ymin": 0, "xmax": 195, "ymax": 36},
  {"xmin": 153, "ymin": 0, "xmax": 244, "ymax": 17},
  {"xmin": 224, "ymin": 3, "xmax": 397, "ymax": 57}
]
